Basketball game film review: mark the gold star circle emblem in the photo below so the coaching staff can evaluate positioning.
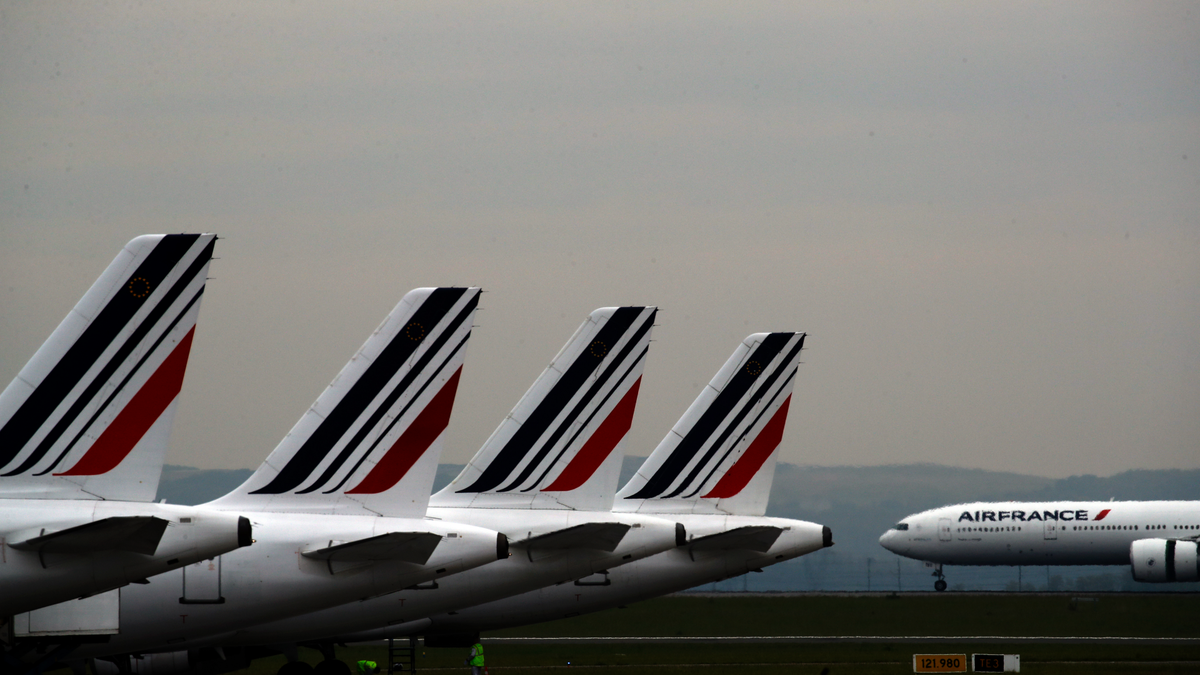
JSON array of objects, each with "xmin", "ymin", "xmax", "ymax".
[
  {"xmin": 127, "ymin": 277, "xmax": 152, "ymax": 298},
  {"xmin": 405, "ymin": 323, "xmax": 426, "ymax": 341},
  {"xmin": 589, "ymin": 341, "xmax": 608, "ymax": 358},
  {"xmin": 745, "ymin": 360, "xmax": 763, "ymax": 376}
]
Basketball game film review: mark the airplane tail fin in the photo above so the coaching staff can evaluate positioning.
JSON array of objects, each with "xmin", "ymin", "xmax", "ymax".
[
  {"xmin": 209, "ymin": 287, "xmax": 481, "ymax": 517},
  {"xmin": 616, "ymin": 332, "xmax": 805, "ymax": 517},
  {"xmin": 433, "ymin": 306, "xmax": 657, "ymax": 511},
  {"xmin": 0, "ymin": 234, "xmax": 217, "ymax": 502}
]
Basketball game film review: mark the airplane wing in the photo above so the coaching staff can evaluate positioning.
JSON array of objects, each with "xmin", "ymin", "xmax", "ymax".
[
  {"xmin": 301, "ymin": 532, "xmax": 443, "ymax": 565},
  {"xmin": 9, "ymin": 516, "xmax": 170, "ymax": 556},
  {"xmin": 687, "ymin": 525, "xmax": 784, "ymax": 552},
  {"xmin": 513, "ymin": 522, "xmax": 631, "ymax": 552}
]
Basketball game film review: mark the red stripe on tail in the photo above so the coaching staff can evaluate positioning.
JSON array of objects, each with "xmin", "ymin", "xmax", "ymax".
[
  {"xmin": 702, "ymin": 395, "xmax": 791, "ymax": 499},
  {"xmin": 346, "ymin": 367, "xmax": 462, "ymax": 495},
  {"xmin": 56, "ymin": 328, "xmax": 196, "ymax": 476},
  {"xmin": 542, "ymin": 377, "xmax": 642, "ymax": 492}
]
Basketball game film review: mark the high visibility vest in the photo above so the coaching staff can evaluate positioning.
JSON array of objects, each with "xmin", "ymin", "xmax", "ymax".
[
  {"xmin": 357, "ymin": 660, "xmax": 378, "ymax": 675},
  {"xmin": 470, "ymin": 644, "xmax": 485, "ymax": 667}
]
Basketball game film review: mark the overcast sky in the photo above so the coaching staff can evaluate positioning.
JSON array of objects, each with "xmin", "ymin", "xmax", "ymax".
[{"xmin": 2, "ymin": 2, "xmax": 1197, "ymax": 479}]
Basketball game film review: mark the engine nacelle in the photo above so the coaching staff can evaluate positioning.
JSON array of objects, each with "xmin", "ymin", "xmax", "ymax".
[{"xmin": 1130, "ymin": 538, "xmax": 1199, "ymax": 582}]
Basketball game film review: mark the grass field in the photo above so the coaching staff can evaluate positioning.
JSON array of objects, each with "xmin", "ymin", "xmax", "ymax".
[
  {"xmin": 155, "ymin": 594, "xmax": 1200, "ymax": 675},
  {"xmin": 485, "ymin": 592, "xmax": 1200, "ymax": 638}
]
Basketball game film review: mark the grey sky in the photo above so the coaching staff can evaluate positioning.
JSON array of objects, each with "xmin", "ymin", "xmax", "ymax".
[{"xmin": 2, "ymin": 2, "xmax": 1197, "ymax": 478}]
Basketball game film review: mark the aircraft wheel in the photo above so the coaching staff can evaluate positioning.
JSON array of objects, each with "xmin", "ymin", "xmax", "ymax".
[
  {"xmin": 934, "ymin": 579, "xmax": 947, "ymax": 592},
  {"xmin": 279, "ymin": 661, "xmax": 316, "ymax": 675},
  {"xmin": 314, "ymin": 660, "xmax": 352, "ymax": 675}
]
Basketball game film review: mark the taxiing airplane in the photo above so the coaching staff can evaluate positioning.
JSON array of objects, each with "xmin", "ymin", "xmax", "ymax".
[
  {"xmin": 0, "ymin": 235, "xmax": 251, "ymax": 621},
  {"xmin": 61, "ymin": 287, "xmax": 505, "ymax": 663},
  {"xmin": 879, "ymin": 501, "xmax": 1200, "ymax": 590},
  {"xmin": 341, "ymin": 332, "xmax": 832, "ymax": 639}
]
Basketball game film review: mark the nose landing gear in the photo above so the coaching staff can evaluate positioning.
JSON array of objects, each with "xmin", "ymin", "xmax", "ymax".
[{"xmin": 932, "ymin": 564, "xmax": 947, "ymax": 592}]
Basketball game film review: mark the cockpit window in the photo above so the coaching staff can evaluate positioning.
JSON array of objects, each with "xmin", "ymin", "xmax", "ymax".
[{"xmin": 893, "ymin": 523, "xmax": 909, "ymax": 531}]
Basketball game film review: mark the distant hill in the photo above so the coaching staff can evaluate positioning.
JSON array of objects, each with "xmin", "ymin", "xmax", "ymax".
[{"xmin": 157, "ymin": 465, "xmax": 253, "ymax": 505}]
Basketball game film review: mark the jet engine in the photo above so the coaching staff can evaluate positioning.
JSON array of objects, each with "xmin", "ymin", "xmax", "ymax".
[{"xmin": 1130, "ymin": 538, "xmax": 1199, "ymax": 583}]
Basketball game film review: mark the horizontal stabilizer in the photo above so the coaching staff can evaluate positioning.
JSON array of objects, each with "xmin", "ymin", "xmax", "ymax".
[
  {"xmin": 10, "ymin": 516, "xmax": 169, "ymax": 556},
  {"xmin": 687, "ymin": 525, "xmax": 783, "ymax": 552},
  {"xmin": 514, "ymin": 522, "xmax": 631, "ymax": 552},
  {"xmin": 301, "ymin": 532, "xmax": 443, "ymax": 565}
]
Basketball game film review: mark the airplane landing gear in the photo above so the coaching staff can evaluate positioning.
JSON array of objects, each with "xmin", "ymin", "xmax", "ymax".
[{"xmin": 932, "ymin": 564, "xmax": 947, "ymax": 592}]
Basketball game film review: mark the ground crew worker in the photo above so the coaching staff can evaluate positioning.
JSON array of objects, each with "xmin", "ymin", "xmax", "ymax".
[
  {"xmin": 467, "ymin": 641, "xmax": 484, "ymax": 675},
  {"xmin": 357, "ymin": 660, "xmax": 380, "ymax": 675}
]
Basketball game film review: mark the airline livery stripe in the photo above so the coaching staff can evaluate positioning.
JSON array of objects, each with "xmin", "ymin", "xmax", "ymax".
[
  {"xmin": 701, "ymin": 394, "xmax": 791, "ymax": 499},
  {"xmin": 322, "ymin": 330, "xmax": 472, "ymax": 494},
  {"xmin": 626, "ymin": 332, "xmax": 793, "ymax": 499},
  {"xmin": 522, "ymin": 345, "xmax": 650, "ymax": 491},
  {"xmin": 251, "ymin": 287, "xmax": 472, "ymax": 495},
  {"xmin": 308, "ymin": 298, "xmax": 476, "ymax": 494},
  {"xmin": 459, "ymin": 306, "xmax": 648, "ymax": 494},
  {"xmin": 541, "ymin": 376, "xmax": 642, "ymax": 492},
  {"xmin": 0, "ymin": 234, "xmax": 202, "ymax": 469},
  {"xmin": 54, "ymin": 327, "xmax": 196, "ymax": 476},
  {"xmin": 0, "ymin": 236, "xmax": 212, "ymax": 475},
  {"xmin": 505, "ymin": 313, "xmax": 654, "ymax": 492},
  {"xmin": 35, "ymin": 288, "xmax": 206, "ymax": 476},
  {"xmin": 685, "ymin": 365, "xmax": 797, "ymax": 497},
  {"xmin": 346, "ymin": 367, "xmax": 463, "ymax": 494},
  {"xmin": 667, "ymin": 336, "xmax": 803, "ymax": 498}
]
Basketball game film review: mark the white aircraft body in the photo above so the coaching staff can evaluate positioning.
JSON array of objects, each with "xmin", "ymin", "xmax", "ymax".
[
  {"xmin": 65, "ymin": 287, "xmax": 505, "ymax": 660},
  {"xmin": 100, "ymin": 307, "xmax": 683, "ymax": 668},
  {"xmin": 879, "ymin": 500, "xmax": 1200, "ymax": 589},
  {"xmin": 0, "ymin": 235, "xmax": 251, "ymax": 619},
  {"xmin": 340, "ymin": 333, "xmax": 833, "ymax": 640}
]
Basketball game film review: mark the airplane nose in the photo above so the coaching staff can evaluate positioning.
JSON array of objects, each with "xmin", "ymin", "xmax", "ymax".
[{"xmin": 879, "ymin": 530, "xmax": 896, "ymax": 552}]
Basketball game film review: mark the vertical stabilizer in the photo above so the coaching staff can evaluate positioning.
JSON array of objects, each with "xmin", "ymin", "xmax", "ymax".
[
  {"xmin": 616, "ymin": 332, "xmax": 805, "ymax": 516},
  {"xmin": 0, "ymin": 234, "xmax": 216, "ymax": 502},
  {"xmin": 209, "ymin": 287, "xmax": 481, "ymax": 517},
  {"xmin": 433, "ymin": 306, "xmax": 656, "ymax": 511}
]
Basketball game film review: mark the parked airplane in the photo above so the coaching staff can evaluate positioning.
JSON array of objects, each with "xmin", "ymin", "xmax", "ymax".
[
  {"xmin": 880, "ymin": 501, "xmax": 1200, "ymax": 590},
  {"xmin": 58, "ymin": 287, "xmax": 505, "ymax": 663},
  {"xmin": 0, "ymin": 235, "xmax": 251, "ymax": 620},
  {"xmin": 95, "ymin": 307, "xmax": 683, "ymax": 675},
  {"xmin": 338, "ymin": 332, "xmax": 832, "ymax": 640}
]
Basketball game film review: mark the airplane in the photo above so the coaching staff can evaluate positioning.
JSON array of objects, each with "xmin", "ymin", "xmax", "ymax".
[
  {"xmin": 93, "ymin": 307, "xmax": 684, "ymax": 675},
  {"xmin": 879, "ymin": 500, "xmax": 1200, "ymax": 590},
  {"xmin": 0, "ymin": 234, "xmax": 251, "ymax": 623},
  {"xmin": 331, "ymin": 332, "xmax": 833, "ymax": 640},
  {"xmin": 52, "ymin": 287, "xmax": 506, "ymax": 665}
]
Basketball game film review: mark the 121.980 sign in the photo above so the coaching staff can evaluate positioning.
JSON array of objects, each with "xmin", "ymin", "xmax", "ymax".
[{"xmin": 912, "ymin": 654, "xmax": 966, "ymax": 673}]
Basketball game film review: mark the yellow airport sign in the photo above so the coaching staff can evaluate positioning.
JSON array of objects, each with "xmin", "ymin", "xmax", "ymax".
[{"xmin": 913, "ymin": 654, "xmax": 967, "ymax": 672}]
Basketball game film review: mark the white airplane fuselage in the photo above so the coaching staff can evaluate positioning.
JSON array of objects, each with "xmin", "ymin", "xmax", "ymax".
[
  {"xmin": 69, "ymin": 511, "xmax": 503, "ymax": 658},
  {"xmin": 879, "ymin": 501, "xmax": 1200, "ymax": 566},
  {"xmin": 0, "ymin": 500, "xmax": 247, "ymax": 616},
  {"xmin": 195, "ymin": 508, "xmax": 682, "ymax": 646},
  {"xmin": 343, "ymin": 515, "xmax": 830, "ymax": 639}
]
